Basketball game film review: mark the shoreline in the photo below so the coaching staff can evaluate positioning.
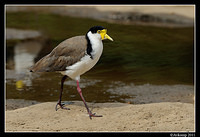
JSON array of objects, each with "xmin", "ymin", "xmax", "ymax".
[
  {"xmin": 6, "ymin": 6, "xmax": 194, "ymax": 28},
  {"xmin": 6, "ymin": 83, "xmax": 194, "ymax": 107}
]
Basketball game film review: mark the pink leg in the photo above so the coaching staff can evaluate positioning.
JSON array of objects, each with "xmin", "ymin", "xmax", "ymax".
[{"xmin": 76, "ymin": 80, "xmax": 102, "ymax": 119}]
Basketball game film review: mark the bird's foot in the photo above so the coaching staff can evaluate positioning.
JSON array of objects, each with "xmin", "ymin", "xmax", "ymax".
[
  {"xmin": 88, "ymin": 111, "xmax": 103, "ymax": 119},
  {"xmin": 55, "ymin": 102, "xmax": 70, "ymax": 111}
]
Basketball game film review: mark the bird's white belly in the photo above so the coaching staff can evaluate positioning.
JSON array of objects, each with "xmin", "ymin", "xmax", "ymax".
[{"xmin": 64, "ymin": 55, "xmax": 100, "ymax": 80}]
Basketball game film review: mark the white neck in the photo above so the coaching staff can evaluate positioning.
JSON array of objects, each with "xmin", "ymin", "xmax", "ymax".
[{"xmin": 87, "ymin": 31, "xmax": 103, "ymax": 58}]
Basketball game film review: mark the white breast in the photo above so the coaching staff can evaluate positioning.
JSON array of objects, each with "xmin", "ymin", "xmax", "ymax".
[{"xmin": 60, "ymin": 32, "xmax": 103, "ymax": 81}]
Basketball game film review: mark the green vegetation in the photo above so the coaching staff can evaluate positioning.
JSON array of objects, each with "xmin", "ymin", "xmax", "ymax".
[{"xmin": 6, "ymin": 12, "xmax": 194, "ymax": 85}]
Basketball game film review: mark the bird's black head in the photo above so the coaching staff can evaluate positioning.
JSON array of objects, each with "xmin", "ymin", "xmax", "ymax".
[{"xmin": 88, "ymin": 26, "xmax": 106, "ymax": 34}]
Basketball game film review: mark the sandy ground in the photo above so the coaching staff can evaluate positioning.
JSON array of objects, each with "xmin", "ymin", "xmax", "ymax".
[
  {"xmin": 6, "ymin": 100, "xmax": 194, "ymax": 132},
  {"xmin": 95, "ymin": 5, "xmax": 194, "ymax": 19}
]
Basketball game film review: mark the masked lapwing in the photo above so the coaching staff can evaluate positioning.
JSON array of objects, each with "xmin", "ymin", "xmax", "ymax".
[{"xmin": 30, "ymin": 26, "xmax": 113, "ymax": 119}]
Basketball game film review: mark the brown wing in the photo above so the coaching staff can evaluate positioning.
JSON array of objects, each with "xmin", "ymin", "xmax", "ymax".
[{"xmin": 30, "ymin": 35, "xmax": 87, "ymax": 72}]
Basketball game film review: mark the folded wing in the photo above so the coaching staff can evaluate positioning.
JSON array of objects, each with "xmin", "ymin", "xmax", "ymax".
[{"xmin": 30, "ymin": 36, "xmax": 87, "ymax": 72}]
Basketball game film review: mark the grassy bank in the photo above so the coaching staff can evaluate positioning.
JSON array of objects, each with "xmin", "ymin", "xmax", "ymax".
[{"xmin": 6, "ymin": 12, "xmax": 194, "ymax": 85}]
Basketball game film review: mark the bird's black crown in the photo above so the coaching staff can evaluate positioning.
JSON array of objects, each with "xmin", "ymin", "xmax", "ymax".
[{"xmin": 88, "ymin": 26, "xmax": 105, "ymax": 34}]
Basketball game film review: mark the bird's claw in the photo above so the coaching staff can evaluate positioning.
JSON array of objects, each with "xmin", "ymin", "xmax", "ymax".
[
  {"xmin": 55, "ymin": 102, "xmax": 70, "ymax": 111},
  {"xmin": 88, "ymin": 111, "xmax": 103, "ymax": 119}
]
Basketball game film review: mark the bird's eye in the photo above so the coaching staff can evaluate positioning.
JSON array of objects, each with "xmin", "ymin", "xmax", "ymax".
[{"xmin": 97, "ymin": 30, "xmax": 101, "ymax": 34}]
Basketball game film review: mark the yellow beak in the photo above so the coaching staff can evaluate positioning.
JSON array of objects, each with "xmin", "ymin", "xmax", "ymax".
[
  {"xmin": 105, "ymin": 34, "xmax": 113, "ymax": 41},
  {"xmin": 99, "ymin": 29, "xmax": 114, "ymax": 41}
]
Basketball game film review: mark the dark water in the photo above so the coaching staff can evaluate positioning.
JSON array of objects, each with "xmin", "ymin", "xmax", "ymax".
[{"xmin": 6, "ymin": 39, "xmax": 134, "ymax": 103}]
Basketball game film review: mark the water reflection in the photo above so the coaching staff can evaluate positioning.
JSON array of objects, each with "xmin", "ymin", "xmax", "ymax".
[
  {"xmin": 16, "ymin": 80, "xmax": 24, "ymax": 90},
  {"xmin": 14, "ymin": 41, "xmax": 43, "ymax": 89},
  {"xmin": 14, "ymin": 41, "xmax": 42, "ymax": 73}
]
